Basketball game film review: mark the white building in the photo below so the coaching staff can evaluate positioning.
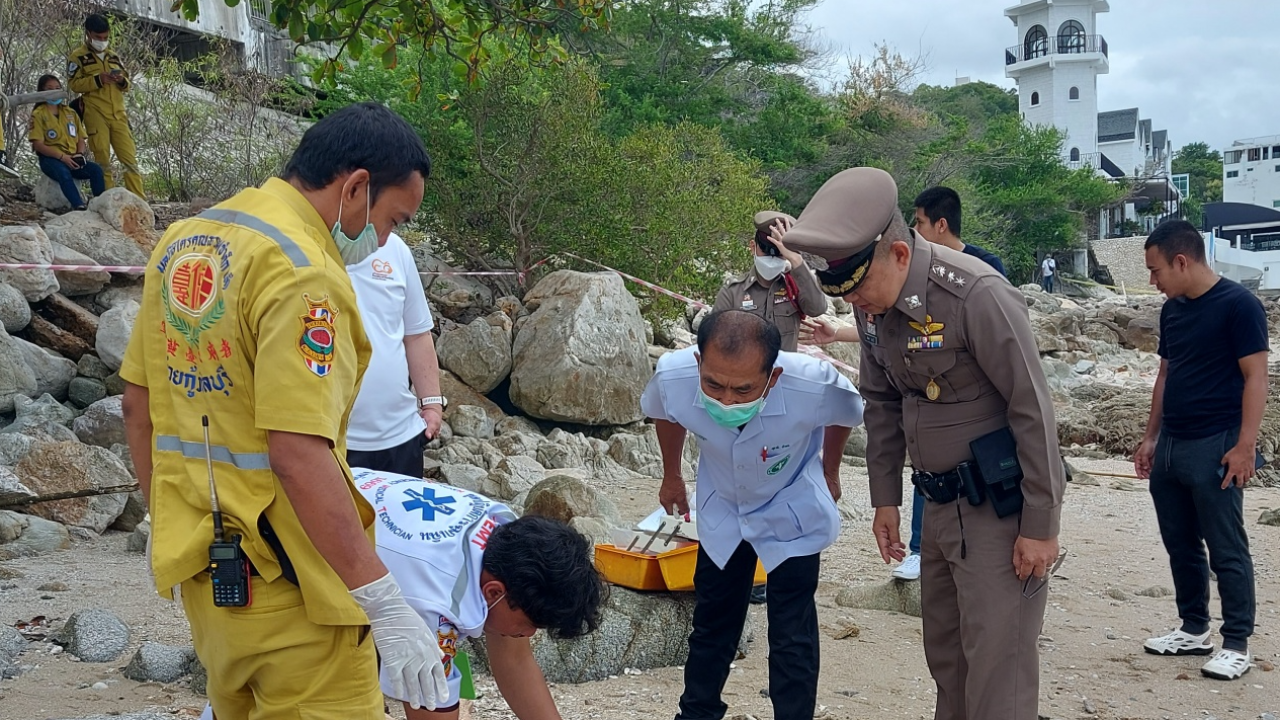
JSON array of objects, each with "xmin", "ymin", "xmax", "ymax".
[
  {"xmin": 1003, "ymin": 0, "xmax": 1181, "ymax": 237},
  {"xmin": 1223, "ymin": 135, "xmax": 1280, "ymax": 210}
]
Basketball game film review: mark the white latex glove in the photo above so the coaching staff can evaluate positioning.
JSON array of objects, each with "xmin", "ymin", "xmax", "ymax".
[{"xmin": 349, "ymin": 572, "xmax": 448, "ymax": 710}]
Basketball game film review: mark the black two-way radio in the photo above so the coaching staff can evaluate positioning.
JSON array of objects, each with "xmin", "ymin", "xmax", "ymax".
[{"xmin": 204, "ymin": 415, "xmax": 251, "ymax": 607}]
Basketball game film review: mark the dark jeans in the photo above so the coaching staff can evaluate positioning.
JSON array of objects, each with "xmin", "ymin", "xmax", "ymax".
[
  {"xmin": 38, "ymin": 155, "xmax": 105, "ymax": 208},
  {"xmin": 1040, "ymin": 275, "xmax": 1054, "ymax": 293},
  {"xmin": 346, "ymin": 433, "xmax": 427, "ymax": 478},
  {"xmin": 676, "ymin": 543, "xmax": 821, "ymax": 720},
  {"xmin": 1150, "ymin": 427, "xmax": 1255, "ymax": 651},
  {"xmin": 909, "ymin": 489, "xmax": 924, "ymax": 555}
]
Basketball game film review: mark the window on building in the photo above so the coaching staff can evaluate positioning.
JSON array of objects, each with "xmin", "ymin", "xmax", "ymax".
[
  {"xmin": 1025, "ymin": 26, "xmax": 1049, "ymax": 59},
  {"xmin": 1248, "ymin": 147, "xmax": 1262, "ymax": 162},
  {"xmin": 1227, "ymin": 170, "xmax": 1240, "ymax": 178},
  {"xmin": 1226, "ymin": 150, "xmax": 1243, "ymax": 164},
  {"xmin": 1069, "ymin": 86, "xmax": 1080, "ymax": 100},
  {"xmin": 1266, "ymin": 147, "xmax": 1272, "ymax": 160},
  {"xmin": 1057, "ymin": 20, "xmax": 1086, "ymax": 53},
  {"xmin": 1274, "ymin": 200, "xmax": 1280, "ymax": 209},
  {"xmin": 1070, "ymin": 147, "xmax": 1080, "ymax": 161},
  {"xmin": 1030, "ymin": 91, "xmax": 1040, "ymax": 106}
]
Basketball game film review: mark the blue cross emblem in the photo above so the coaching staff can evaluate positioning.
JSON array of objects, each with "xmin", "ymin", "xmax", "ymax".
[{"xmin": 402, "ymin": 487, "xmax": 457, "ymax": 521}]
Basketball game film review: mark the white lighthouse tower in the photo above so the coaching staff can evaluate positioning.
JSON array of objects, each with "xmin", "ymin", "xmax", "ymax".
[{"xmin": 1003, "ymin": 0, "xmax": 1110, "ymax": 163}]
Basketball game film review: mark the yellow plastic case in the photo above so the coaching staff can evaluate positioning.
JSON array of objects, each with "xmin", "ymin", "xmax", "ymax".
[{"xmin": 596, "ymin": 543, "xmax": 767, "ymax": 592}]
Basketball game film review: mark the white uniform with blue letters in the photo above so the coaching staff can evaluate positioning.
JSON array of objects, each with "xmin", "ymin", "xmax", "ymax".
[{"xmin": 640, "ymin": 346, "xmax": 864, "ymax": 571}]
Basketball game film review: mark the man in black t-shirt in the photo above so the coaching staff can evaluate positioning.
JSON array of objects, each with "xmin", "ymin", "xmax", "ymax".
[
  {"xmin": 1133, "ymin": 220, "xmax": 1268, "ymax": 681},
  {"xmin": 914, "ymin": 187, "xmax": 1007, "ymax": 277}
]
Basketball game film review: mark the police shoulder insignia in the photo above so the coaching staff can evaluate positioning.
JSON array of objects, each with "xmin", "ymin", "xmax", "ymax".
[{"xmin": 298, "ymin": 294, "xmax": 337, "ymax": 377}]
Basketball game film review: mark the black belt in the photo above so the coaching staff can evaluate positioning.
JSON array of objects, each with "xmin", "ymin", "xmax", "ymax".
[{"xmin": 911, "ymin": 462, "xmax": 984, "ymax": 506}]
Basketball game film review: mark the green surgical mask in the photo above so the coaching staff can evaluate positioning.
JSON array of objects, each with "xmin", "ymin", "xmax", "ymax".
[
  {"xmin": 333, "ymin": 183, "xmax": 378, "ymax": 265},
  {"xmin": 698, "ymin": 385, "xmax": 768, "ymax": 428}
]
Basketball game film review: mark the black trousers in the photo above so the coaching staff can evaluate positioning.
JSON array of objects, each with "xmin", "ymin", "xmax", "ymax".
[
  {"xmin": 1150, "ymin": 427, "xmax": 1255, "ymax": 651},
  {"xmin": 346, "ymin": 433, "xmax": 427, "ymax": 479},
  {"xmin": 676, "ymin": 542, "xmax": 821, "ymax": 720}
]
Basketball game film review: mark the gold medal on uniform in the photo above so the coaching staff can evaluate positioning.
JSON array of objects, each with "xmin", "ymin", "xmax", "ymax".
[{"xmin": 926, "ymin": 378, "xmax": 940, "ymax": 401}]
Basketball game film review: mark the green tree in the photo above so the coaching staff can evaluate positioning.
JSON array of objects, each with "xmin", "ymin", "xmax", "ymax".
[
  {"xmin": 1173, "ymin": 141, "xmax": 1223, "ymax": 225},
  {"xmin": 911, "ymin": 81, "xmax": 1018, "ymax": 130}
]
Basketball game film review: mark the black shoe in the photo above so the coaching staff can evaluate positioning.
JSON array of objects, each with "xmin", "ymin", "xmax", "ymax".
[{"xmin": 749, "ymin": 584, "xmax": 767, "ymax": 604}]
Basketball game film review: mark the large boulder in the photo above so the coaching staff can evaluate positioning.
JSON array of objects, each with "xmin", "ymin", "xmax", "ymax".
[
  {"xmin": 523, "ymin": 474, "xmax": 620, "ymax": 527},
  {"xmin": 51, "ymin": 609, "xmax": 130, "ymax": 663},
  {"xmin": 14, "ymin": 441, "xmax": 132, "ymax": 534},
  {"xmin": 95, "ymin": 282, "xmax": 143, "ymax": 312},
  {"xmin": 96, "ymin": 300, "xmax": 139, "ymax": 371},
  {"xmin": 123, "ymin": 642, "xmax": 195, "ymax": 683},
  {"xmin": 436, "ymin": 311, "xmax": 514, "ymax": 393},
  {"xmin": 836, "ymin": 579, "xmax": 922, "ymax": 617},
  {"xmin": 111, "ymin": 491, "xmax": 147, "ymax": 531},
  {"xmin": 469, "ymin": 587, "xmax": 754, "ymax": 683},
  {"xmin": 439, "ymin": 369, "xmax": 506, "ymax": 423},
  {"xmin": 0, "ymin": 226, "xmax": 59, "ymax": 302},
  {"xmin": 450, "ymin": 405, "xmax": 495, "ymax": 439},
  {"xmin": 51, "ymin": 241, "xmax": 111, "ymax": 297},
  {"xmin": 487, "ymin": 456, "xmax": 546, "ymax": 501},
  {"xmin": 509, "ymin": 271, "xmax": 651, "ymax": 425},
  {"xmin": 72, "ymin": 396, "xmax": 125, "ymax": 448},
  {"xmin": 0, "ymin": 326, "xmax": 39, "ymax": 412},
  {"xmin": 42, "ymin": 211, "xmax": 150, "ymax": 268},
  {"xmin": 0, "ymin": 432, "xmax": 39, "ymax": 466},
  {"xmin": 606, "ymin": 428, "xmax": 663, "ymax": 477},
  {"xmin": 0, "ymin": 510, "xmax": 71, "ymax": 559},
  {"xmin": 4, "ymin": 393, "xmax": 76, "ymax": 435},
  {"xmin": 88, "ymin": 188, "xmax": 158, "ymax": 251},
  {"xmin": 0, "ymin": 467, "xmax": 36, "ymax": 505},
  {"xmin": 0, "ymin": 282, "xmax": 31, "ymax": 333},
  {"xmin": 1123, "ymin": 317, "xmax": 1160, "ymax": 353},
  {"xmin": 34, "ymin": 174, "xmax": 73, "ymax": 212},
  {"xmin": 14, "ymin": 339, "xmax": 77, "ymax": 400}
]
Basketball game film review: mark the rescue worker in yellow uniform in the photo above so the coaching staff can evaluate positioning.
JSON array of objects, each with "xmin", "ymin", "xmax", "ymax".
[
  {"xmin": 120, "ymin": 102, "xmax": 448, "ymax": 719},
  {"xmin": 67, "ymin": 14, "xmax": 144, "ymax": 198},
  {"xmin": 29, "ymin": 74, "xmax": 106, "ymax": 210}
]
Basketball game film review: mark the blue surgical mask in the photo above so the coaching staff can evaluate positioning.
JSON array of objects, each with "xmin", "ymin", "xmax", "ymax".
[
  {"xmin": 48, "ymin": 98, "xmax": 64, "ymax": 106},
  {"xmin": 333, "ymin": 183, "xmax": 379, "ymax": 265},
  {"xmin": 698, "ymin": 386, "xmax": 768, "ymax": 428}
]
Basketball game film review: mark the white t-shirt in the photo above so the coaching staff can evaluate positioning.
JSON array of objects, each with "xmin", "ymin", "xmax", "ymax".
[
  {"xmin": 346, "ymin": 233, "xmax": 435, "ymax": 451},
  {"xmin": 353, "ymin": 469, "xmax": 517, "ymax": 705},
  {"xmin": 1041, "ymin": 257, "xmax": 1056, "ymax": 277}
]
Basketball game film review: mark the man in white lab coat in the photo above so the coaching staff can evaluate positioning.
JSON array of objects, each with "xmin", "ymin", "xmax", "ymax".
[{"xmin": 641, "ymin": 309, "xmax": 864, "ymax": 720}]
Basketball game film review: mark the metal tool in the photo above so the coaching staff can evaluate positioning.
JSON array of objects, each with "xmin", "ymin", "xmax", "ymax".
[{"xmin": 639, "ymin": 521, "xmax": 667, "ymax": 555}]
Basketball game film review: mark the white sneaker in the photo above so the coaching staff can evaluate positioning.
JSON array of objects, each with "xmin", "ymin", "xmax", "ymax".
[
  {"xmin": 1201, "ymin": 649, "xmax": 1251, "ymax": 680},
  {"xmin": 1143, "ymin": 628, "xmax": 1214, "ymax": 656},
  {"xmin": 892, "ymin": 553, "xmax": 921, "ymax": 581}
]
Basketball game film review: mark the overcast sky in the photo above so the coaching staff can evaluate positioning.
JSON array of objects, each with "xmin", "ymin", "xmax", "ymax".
[{"xmin": 803, "ymin": 0, "xmax": 1280, "ymax": 153}]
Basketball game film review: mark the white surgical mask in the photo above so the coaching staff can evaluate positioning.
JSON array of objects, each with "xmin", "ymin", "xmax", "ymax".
[
  {"xmin": 754, "ymin": 255, "xmax": 789, "ymax": 281},
  {"xmin": 333, "ymin": 184, "xmax": 379, "ymax": 265},
  {"xmin": 89, "ymin": 38, "xmax": 108, "ymax": 52},
  {"xmin": 486, "ymin": 591, "xmax": 507, "ymax": 612}
]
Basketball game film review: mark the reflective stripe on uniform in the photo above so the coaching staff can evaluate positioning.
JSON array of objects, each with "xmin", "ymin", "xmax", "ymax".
[
  {"xmin": 197, "ymin": 208, "xmax": 312, "ymax": 269},
  {"xmin": 155, "ymin": 434, "xmax": 272, "ymax": 471}
]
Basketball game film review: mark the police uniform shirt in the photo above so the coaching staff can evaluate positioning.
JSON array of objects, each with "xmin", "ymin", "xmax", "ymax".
[
  {"xmin": 712, "ymin": 267, "xmax": 828, "ymax": 352},
  {"xmin": 858, "ymin": 231, "xmax": 1065, "ymax": 539},
  {"xmin": 67, "ymin": 44, "xmax": 131, "ymax": 119},
  {"xmin": 28, "ymin": 104, "xmax": 85, "ymax": 157},
  {"xmin": 353, "ymin": 469, "xmax": 516, "ymax": 704},
  {"xmin": 120, "ymin": 177, "xmax": 373, "ymax": 625},
  {"xmin": 640, "ymin": 346, "xmax": 864, "ymax": 571}
]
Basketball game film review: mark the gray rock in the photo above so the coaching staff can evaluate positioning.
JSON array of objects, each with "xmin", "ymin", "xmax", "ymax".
[
  {"xmin": 0, "ymin": 509, "xmax": 28, "ymax": 543},
  {"xmin": 492, "ymin": 431, "xmax": 542, "ymax": 459},
  {"xmin": 438, "ymin": 464, "xmax": 488, "ymax": 494},
  {"xmin": 428, "ymin": 436, "xmax": 504, "ymax": 471},
  {"xmin": 0, "ymin": 467, "xmax": 36, "ymax": 506},
  {"xmin": 94, "ymin": 283, "xmax": 143, "ymax": 312},
  {"xmin": 4, "ymin": 393, "xmax": 77, "ymax": 434},
  {"xmin": 450, "ymin": 405, "xmax": 496, "ymax": 439},
  {"xmin": 95, "ymin": 301, "xmax": 139, "ymax": 371},
  {"xmin": 0, "ymin": 432, "xmax": 39, "ymax": 466},
  {"xmin": 488, "ymin": 456, "xmax": 546, "ymax": 501},
  {"xmin": 110, "ymin": 443, "xmax": 137, "ymax": 478},
  {"xmin": 43, "ymin": 210, "xmax": 150, "ymax": 268},
  {"xmin": 1259, "ymin": 508, "xmax": 1280, "ymax": 527},
  {"xmin": 76, "ymin": 353, "xmax": 112, "ymax": 380},
  {"xmin": 523, "ymin": 474, "xmax": 620, "ymax": 527},
  {"xmin": 122, "ymin": 642, "xmax": 196, "ymax": 683},
  {"xmin": 606, "ymin": 428, "xmax": 662, "ymax": 476},
  {"xmin": 836, "ymin": 579, "xmax": 922, "ymax": 617},
  {"xmin": 0, "ymin": 282, "xmax": 31, "ymax": 333},
  {"xmin": 51, "ymin": 241, "xmax": 111, "ymax": 297},
  {"xmin": 14, "ymin": 340, "xmax": 77, "ymax": 400},
  {"xmin": 52, "ymin": 609, "xmax": 130, "ymax": 662},
  {"xmin": 111, "ymin": 491, "xmax": 147, "ymax": 532},
  {"xmin": 0, "ymin": 325, "xmax": 40, "ymax": 413},
  {"xmin": 568, "ymin": 515, "xmax": 612, "ymax": 545},
  {"xmin": 0, "ymin": 226, "xmax": 59, "ymax": 302},
  {"xmin": 68, "ymin": 377, "xmax": 108, "ymax": 408},
  {"xmin": 437, "ymin": 311, "xmax": 514, "ymax": 393},
  {"xmin": 495, "ymin": 416, "xmax": 542, "ymax": 436},
  {"xmin": 105, "ymin": 371, "xmax": 125, "ymax": 396},
  {"xmin": 34, "ymin": 174, "xmax": 74, "ymax": 212},
  {"xmin": 15, "ymin": 441, "xmax": 131, "ymax": 534},
  {"xmin": 127, "ymin": 519, "xmax": 150, "ymax": 553},
  {"xmin": 469, "ymin": 587, "xmax": 752, "ymax": 683},
  {"xmin": 0, "ymin": 511, "xmax": 71, "ymax": 559},
  {"xmin": 15, "ymin": 420, "xmax": 79, "ymax": 444},
  {"xmin": 72, "ymin": 396, "xmax": 125, "ymax": 448},
  {"xmin": 88, "ymin": 188, "xmax": 157, "ymax": 243},
  {"xmin": 510, "ymin": 271, "xmax": 652, "ymax": 425},
  {"xmin": 537, "ymin": 429, "xmax": 593, "ymax": 470},
  {"xmin": 1123, "ymin": 317, "xmax": 1160, "ymax": 353},
  {"xmin": 843, "ymin": 426, "xmax": 868, "ymax": 458},
  {"xmin": 0, "ymin": 625, "xmax": 25, "ymax": 658}
]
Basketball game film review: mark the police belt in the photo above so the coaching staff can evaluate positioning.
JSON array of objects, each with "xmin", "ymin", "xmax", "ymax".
[{"xmin": 911, "ymin": 462, "xmax": 984, "ymax": 507}]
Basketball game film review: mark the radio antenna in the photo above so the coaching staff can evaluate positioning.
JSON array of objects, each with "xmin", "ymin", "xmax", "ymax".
[{"xmin": 203, "ymin": 416, "xmax": 225, "ymax": 543}]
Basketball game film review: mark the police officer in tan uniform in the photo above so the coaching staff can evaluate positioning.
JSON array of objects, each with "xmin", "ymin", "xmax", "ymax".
[
  {"xmin": 713, "ymin": 211, "xmax": 828, "ymax": 352},
  {"xmin": 784, "ymin": 167, "xmax": 1064, "ymax": 720}
]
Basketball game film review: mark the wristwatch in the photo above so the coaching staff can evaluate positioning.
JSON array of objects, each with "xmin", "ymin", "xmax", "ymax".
[{"xmin": 417, "ymin": 396, "xmax": 447, "ymax": 410}]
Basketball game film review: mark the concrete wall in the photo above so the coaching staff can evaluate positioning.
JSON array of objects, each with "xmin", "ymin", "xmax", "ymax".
[
  {"xmin": 1224, "ymin": 141, "xmax": 1280, "ymax": 209},
  {"xmin": 1091, "ymin": 236, "xmax": 1151, "ymax": 292}
]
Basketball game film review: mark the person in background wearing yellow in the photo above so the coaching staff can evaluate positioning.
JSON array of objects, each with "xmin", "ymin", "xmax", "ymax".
[
  {"xmin": 28, "ymin": 74, "xmax": 105, "ymax": 210},
  {"xmin": 67, "ymin": 13, "xmax": 144, "ymax": 198}
]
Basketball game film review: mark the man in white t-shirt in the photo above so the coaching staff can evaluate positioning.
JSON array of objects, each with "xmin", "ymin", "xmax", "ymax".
[
  {"xmin": 347, "ymin": 232, "xmax": 445, "ymax": 477},
  {"xmin": 1040, "ymin": 255, "xmax": 1057, "ymax": 294},
  {"xmin": 353, "ymin": 468, "xmax": 605, "ymax": 719}
]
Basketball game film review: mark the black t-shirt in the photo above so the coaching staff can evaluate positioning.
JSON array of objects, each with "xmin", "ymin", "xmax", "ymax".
[
  {"xmin": 1159, "ymin": 278, "xmax": 1269, "ymax": 439},
  {"xmin": 962, "ymin": 244, "xmax": 1007, "ymax": 277}
]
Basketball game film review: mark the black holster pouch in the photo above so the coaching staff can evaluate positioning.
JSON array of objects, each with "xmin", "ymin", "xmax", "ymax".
[
  {"xmin": 969, "ymin": 427, "xmax": 1024, "ymax": 518},
  {"xmin": 258, "ymin": 514, "xmax": 299, "ymax": 586}
]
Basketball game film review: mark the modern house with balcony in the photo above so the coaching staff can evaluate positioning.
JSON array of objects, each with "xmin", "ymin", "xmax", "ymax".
[
  {"xmin": 1223, "ymin": 135, "xmax": 1280, "ymax": 210},
  {"xmin": 1004, "ymin": 0, "xmax": 1182, "ymax": 239}
]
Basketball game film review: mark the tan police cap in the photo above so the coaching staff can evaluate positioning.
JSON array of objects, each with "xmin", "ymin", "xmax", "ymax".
[
  {"xmin": 783, "ymin": 167, "xmax": 900, "ymax": 296},
  {"xmin": 753, "ymin": 210, "xmax": 795, "ymax": 232}
]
